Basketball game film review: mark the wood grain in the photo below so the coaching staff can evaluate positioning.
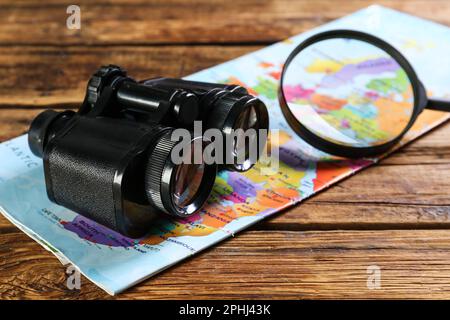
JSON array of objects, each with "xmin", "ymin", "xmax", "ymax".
[
  {"xmin": 4, "ymin": 229, "xmax": 450, "ymax": 299},
  {"xmin": 0, "ymin": 1, "xmax": 449, "ymax": 45},
  {"xmin": 1, "ymin": 0, "xmax": 450, "ymax": 299},
  {"xmin": 0, "ymin": 46, "xmax": 258, "ymax": 106}
]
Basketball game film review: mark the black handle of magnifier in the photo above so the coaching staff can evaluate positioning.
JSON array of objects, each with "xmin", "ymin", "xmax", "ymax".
[{"xmin": 426, "ymin": 99, "xmax": 450, "ymax": 112}]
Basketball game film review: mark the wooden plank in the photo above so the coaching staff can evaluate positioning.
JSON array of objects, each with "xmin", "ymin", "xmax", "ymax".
[
  {"xmin": 0, "ymin": 46, "xmax": 259, "ymax": 106},
  {"xmin": 0, "ymin": 1, "xmax": 449, "ymax": 45},
  {"xmin": 0, "ymin": 109, "xmax": 45, "ymax": 141},
  {"xmin": 3, "ymin": 229, "xmax": 450, "ymax": 299}
]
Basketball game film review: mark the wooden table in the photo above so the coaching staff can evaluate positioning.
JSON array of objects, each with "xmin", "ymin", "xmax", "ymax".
[{"xmin": 1, "ymin": 0, "xmax": 450, "ymax": 299}]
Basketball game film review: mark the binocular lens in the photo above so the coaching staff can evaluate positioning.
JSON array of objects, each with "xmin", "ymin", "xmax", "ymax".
[
  {"xmin": 231, "ymin": 104, "xmax": 259, "ymax": 171},
  {"xmin": 146, "ymin": 132, "xmax": 216, "ymax": 217},
  {"xmin": 172, "ymin": 137, "xmax": 207, "ymax": 209},
  {"xmin": 215, "ymin": 98, "xmax": 268, "ymax": 172},
  {"xmin": 234, "ymin": 104, "xmax": 259, "ymax": 131},
  {"xmin": 172, "ymin": 162, "xmax": 205, "ymax": 209}
]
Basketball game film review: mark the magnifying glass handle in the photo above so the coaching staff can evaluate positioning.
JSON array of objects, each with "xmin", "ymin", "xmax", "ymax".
[{"xmin": 426, "ymin": 99, "xmax": 450, "ymax": 112}]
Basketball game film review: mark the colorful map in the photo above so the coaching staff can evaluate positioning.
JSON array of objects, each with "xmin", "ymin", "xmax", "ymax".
[
  {"xmin": 0, "ymin": 6, "xmax": 449, "ymax": 294},
  {"xmin": 282, "ymin": 38, "xmax": 415, "ymax": 147}
]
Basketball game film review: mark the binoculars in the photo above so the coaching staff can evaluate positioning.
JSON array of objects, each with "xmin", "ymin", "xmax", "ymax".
[{"xmin": 28, "ymin": 65, "xmax": 269, "ymax": 238}]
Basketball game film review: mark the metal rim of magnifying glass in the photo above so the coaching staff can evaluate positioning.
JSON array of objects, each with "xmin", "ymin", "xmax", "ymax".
[{"xmin": 278, "ymin": 29, "xmax": 424, "ymax": 158}]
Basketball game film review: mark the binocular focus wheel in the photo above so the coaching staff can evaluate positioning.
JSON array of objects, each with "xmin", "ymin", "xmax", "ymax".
[{"xmin": 80, "ymin": 65, "xmax": 128, "ymax": 114}]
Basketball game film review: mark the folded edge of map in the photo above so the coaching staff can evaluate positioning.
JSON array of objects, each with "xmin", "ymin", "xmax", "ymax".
[{"xmin": 1, "ymin": 5, "xmax": 450, "ymax": 295}]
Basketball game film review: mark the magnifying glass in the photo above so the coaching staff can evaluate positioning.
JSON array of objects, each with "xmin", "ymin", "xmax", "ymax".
[{"xmin": 279, "ymin": 30, "xmax": 450, "ymax": 158}]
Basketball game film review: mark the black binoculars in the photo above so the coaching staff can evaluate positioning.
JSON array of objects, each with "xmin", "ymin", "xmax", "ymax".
[{"xmin": 28, "ymin": 65, "xmax": 268, "ymax": 238}]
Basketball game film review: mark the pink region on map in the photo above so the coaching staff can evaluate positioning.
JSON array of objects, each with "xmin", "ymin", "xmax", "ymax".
[{"xmin": 283, "ymin": 84, "xmax": 315, "ymax": 102}]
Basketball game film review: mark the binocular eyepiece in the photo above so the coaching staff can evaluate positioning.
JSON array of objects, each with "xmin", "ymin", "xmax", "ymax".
[{"xmin": 28, "ymin": 65, "xmax": 269, "ymax": 238}]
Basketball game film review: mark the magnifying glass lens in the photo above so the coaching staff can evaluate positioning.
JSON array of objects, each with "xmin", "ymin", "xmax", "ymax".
[{"xmin": 282, "ymin": 37, "xmax": 415, "ymax": 148}]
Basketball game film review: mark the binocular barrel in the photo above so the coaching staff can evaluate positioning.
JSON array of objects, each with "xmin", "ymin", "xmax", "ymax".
[{"xmin": 116, "ymin": 81, "xmax": 200, "ymax": 126}]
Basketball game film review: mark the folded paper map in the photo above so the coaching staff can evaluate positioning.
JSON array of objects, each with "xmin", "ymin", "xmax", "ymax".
[{"xmin": 1, "ymin": 5, "xmax": 450, "ymax": 295}]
